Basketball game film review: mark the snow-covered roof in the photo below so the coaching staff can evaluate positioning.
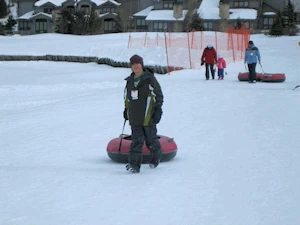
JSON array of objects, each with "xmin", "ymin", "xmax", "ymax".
[
  {"xmin": 99, "ymin": 12, "xmax": 117, "ymax": 18},
  {"xmin": 145, "ymin": 10, "xmax": 188, "ymax": 21},
  {"xmin": 17, "ymin": 11, "xmax": 52, "ymax": 20},
  {"xmin": 31, "ymin": 12, "xmax": 53, "ymax": 19},
  {"xmin": 133, "ymin": 6, "xmax": 154, "ymax": 17},
  {"xmin": 263, "ymin": 12, "xmax": 276, "ymax": 16},
  {"xmin": 198, "ymin": 0, "xmax": 257, "ymax": 20},
  {"xmin": 18, "ymin": 10, "xmax": 35, "ymax": 20},
  {"xmin": 197, "ymin": 0, "xmax": 219, "ymax": 20},
  {"xmin": 34, "ymin": 0, "xmax": 120, "ymax": 7},
  {"xmin": 229, "ymin": 9, "xmax": 257, "ymax": 20},
  {"xmin": 77, "ymin": 0, "xmax": 121, "ymax": 6},
  {"xmin": 294, "ymin": 0, "xmax": 300, "ymax": 12},
  {"xmin": 34, "ymin": 0, "xmax": 68, "ymax": 7}
]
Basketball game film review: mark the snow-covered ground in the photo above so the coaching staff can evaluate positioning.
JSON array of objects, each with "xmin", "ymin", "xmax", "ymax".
[{"xmin": 0, "ymin": 33, "xmax": 300, "ymax": 225}]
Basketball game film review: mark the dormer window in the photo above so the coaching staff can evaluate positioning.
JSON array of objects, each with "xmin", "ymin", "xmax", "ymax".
[
  {"xmin": 81, "ymin": 5, "xmax": 90, "ymax": 14},
  {"xmin": 66, "ymin": 5, "xmax": 75, "ymax": 13},
  {"xmin": 44, "ymin": 8, "xmax": 53, "ymax": 14},
  {"xmin": 233, "ymin": 1, "xmax": 249, "ymax": 7},
  {"xmin": 101, "ymin": 7, "xmax": 115, "ymax": 13}
]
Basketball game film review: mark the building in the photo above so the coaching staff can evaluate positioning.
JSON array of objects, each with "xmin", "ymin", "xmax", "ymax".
[
  {"xmin": 198, "ymin": 0, "xmax": 293, "ymax": 32},
  {"xmin": 17, "ymin": 0, "xmax": 121, "ymax": 35},
  {"xmin": 15, "ymin": 0, "xmax": 298, "ymax": 35},
  {"xmin": 133, "ymin": 0, "xmax": 193, "ymax": 32}
]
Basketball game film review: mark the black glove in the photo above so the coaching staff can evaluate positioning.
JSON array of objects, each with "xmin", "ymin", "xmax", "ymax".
[
  {"xmin": 123, "ymin": 108, "xmax": 128, "ymax": 120},
  {"xmin": 153, "ymin": 106, "xmax": 162, "ymax": 124},
  {"xmin": 201, "ymin": 60, "xmax": 205, "ymax": 66}
]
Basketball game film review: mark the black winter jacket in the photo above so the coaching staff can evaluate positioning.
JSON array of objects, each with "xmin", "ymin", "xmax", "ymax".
[{"xmin": 124, "ymin": 68, "xmax": 163, "ymax": 126}]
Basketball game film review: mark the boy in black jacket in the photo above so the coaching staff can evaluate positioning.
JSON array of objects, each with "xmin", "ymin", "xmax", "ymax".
[{"xmin": 123, "ymin": 55, "xmax": 164, "ymax": 173}]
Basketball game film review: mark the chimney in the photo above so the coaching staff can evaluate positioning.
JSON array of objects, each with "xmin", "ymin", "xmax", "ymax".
[
  {"xmin": 219, "ymin": 0, "xmax": 229, "ymax": 19},
  {"xmin": 173, "ymin": 1, "xmax": 183, "ymax": 19}
]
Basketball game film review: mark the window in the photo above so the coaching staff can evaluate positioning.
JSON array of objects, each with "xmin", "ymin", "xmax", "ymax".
[
  {"xmin": 35, "ymin": 19, "xmax": 47, "ymax": 33},
  {"xmin": 81, "ymin": 5, "xmax": 90, "ymax": 14},
  {"xmin": 104, "ymin": 19, "xmax": 116, "ymax": 33},
  {"xmin": 204, "ymin": 22, "xmax": 213, "ymax": 31},
  {"xmin": 163, "ymin": 3, "xmax": 173, "ymax": 9},
  {"xmin": 43, "ymin": 8, "xmax": 52, "ymax": 14},
  {"xmin": 102, "ymin": 7, "xmax": 115, "ymax": 13},
  {"xmin": 153, "ymin": 22, "xmax": 168, "ymax": 32},
  {"xmin": 263, "ymin": 17, "xmax": 274, "ymax": 29},
  {"xmin": 136, "ymin": 18, "xmax": 148, "ymax": 30},
  {"xmin": 66, "ymin": 5, "xmax": 75, "ymax": 13},
  {"xmin": 19, "ymin": 21, "xmax": 30, "ymax": 30},
  {"xmin": 233, "ymin": 1, "xmax": 249, "ymax": 7}
]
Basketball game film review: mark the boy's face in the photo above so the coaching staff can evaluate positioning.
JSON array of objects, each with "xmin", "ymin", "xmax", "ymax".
[{"xmin": 131, "ymin": 63, "xmax": 143, "ymax": 76}]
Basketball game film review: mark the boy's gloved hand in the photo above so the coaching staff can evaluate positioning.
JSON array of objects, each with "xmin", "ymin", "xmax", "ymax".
[{"xmin": 153, "ymin": 106, "xmax": 162, "ymax": 124}]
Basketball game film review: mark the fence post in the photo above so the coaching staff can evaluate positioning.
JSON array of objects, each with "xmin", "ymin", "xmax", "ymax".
[
  {"xmin": 230, "ymin": 29, "xmax": 235, "ymax": 62},
  {"xmin": 201, "ymin": 30, "xmax": 203, "ymax": 49},
  {"xmin": 241, "ymin": 26, "xmax": 244, "ymax": 59},
  {"xmin": 127, "ymin": 33, "xmax": 131, "ymax": 48},
  {"xmin": 215, "ymin": 30, "xmax": 218, "ymax": 54},
  {"xmin": 164, "ymin": 31, "xmax": 170, "ymax": 74},
  {"xmin": 187, "ymin": 31, "xmax": 192, "ymax": 69},
  {"xmin": 214, "ymin": 24, "xmax": 218, "ymax": 52},
  {"xmin": 144, "ymin": 32, "xmax": 147, "ymax": 47},
  {"xmin": 191, "ymin": 29, "xmax": 195, "ymax": 49}
]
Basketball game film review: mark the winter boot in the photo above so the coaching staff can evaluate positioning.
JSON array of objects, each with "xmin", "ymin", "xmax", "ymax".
[
  {"xmin": 126, "ymin": 153, "xmax": 142, "ymax": 173},
  {"xmin": 126, "ymin": 163, "xmax": 140, "ymax": 173},
  {"xmin": 149, "ymin": 148, "xmax": 162, "ymax": 168}
]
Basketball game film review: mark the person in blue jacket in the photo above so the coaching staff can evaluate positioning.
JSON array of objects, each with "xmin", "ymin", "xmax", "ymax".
[{"xmin": 244, "ymin": 40, "xmax": 261, "ymax": 83}]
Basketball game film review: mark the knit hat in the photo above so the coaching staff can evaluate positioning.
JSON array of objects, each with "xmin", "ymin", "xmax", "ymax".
[
  {"xmin": 130, "ymin": 54, "xmax": 144, "ymax": 66},
  {"xmin": 207, "ymin": 43, "xmax": 213, "ymax": 48},
  {"xmin": 248, "ymin": 40, "xmax": 254, "ymax": 45}
]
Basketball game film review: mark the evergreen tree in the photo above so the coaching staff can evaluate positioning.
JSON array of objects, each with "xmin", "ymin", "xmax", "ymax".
[
  {"xmin": 235, "ymin": 17, "xmax": 242, "ymax": 29},
  {"xmin": 269, "ymin": 12, "xmax": 284, "ymax": 36},
  {"xmin": 56, "ymin": 7, "xmax": 102, "ymax": 35},
  {"xmin": 55, "ymin": 9, "xmax": 73, "ymax": 34},
  {"xmin": 5, "ymin": 15, "xmax": 17, "ymax": 32},
  {"xmin": 86, "ymin": 8, "xmax": 102, "ymax": 34},
  {"xmin": 114, "ymin": 13, "xmax": 123, "ymax": 33},
  {"xmin": 114, "ymin": 8, "xmax": 125, "ymax": 32},
  {"xmin": 184, "ymin": 0, "xmax": 198, "ymax": 28},
  {"xmin": 283, "ymin": 0, "xmax": 297, "ymax": 35},
  {"xmin": 0, "ymin": 22, "xmax": 5, "ymax": 35},
  {"xmin": 0, "ymin": 0, "xmax": 8, "ymax": 18},
  {"xmin": 189, "ymin": 12, "xmax": 204, "ymax": 31},
  {"xmin": 71, "ymin": 10, "xmax": 89, "ymax": 35},
  {"xmin": 114, "ymin": 5, "xmax": 133, "ymax": 33}
]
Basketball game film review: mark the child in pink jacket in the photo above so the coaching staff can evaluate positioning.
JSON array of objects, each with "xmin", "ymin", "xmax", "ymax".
[{"xmin": 217, "ymin": 54, "xmax": 226, "ymax": 80}]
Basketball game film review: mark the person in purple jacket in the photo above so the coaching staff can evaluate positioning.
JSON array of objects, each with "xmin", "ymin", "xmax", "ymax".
[{"xmin": 244, "ymin": 40, "xmax": 261, "ymax": 83}]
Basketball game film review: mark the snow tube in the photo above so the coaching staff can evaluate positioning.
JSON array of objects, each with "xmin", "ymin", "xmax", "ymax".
[
  {"xmin": 238, "ymin": 72, "xmax": 263, "ymax": 81},
  {"xmin": 106, "ymin": 135, "xmax": 177, "ymax": 163},
  {"xmin": 260, "ymin": 73, "xmax": 285, "ymax": 82}
]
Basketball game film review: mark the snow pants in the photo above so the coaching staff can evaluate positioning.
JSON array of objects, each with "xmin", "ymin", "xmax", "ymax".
[
  {"xmin": 129, "ymin": 125, "xmax": 162, "ymax": 165},
  {"xmin": 205, "ymin": 63, "xmax": 215, "ymax": 79},
  {"xmin": 218, "ymin": 68, "xmax": 224, "ymax": 79},
  {"xmin": 248, "ymin": 63, "xmax": 257, "ymax": 82}
]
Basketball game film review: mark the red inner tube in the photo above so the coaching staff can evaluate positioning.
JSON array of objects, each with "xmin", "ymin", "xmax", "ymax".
[
  {"xmin": 107, "ymin": 135, "xmax": 177, "ymax": 154},
  {"xmin": 238, "ymin": 73, "xmax": 285, "ymax": 82},
  {"xmin": 260, "ymin": 73, "xmax": 286, "ymax": 82},
  {"xmin": 238, "ymin": 72, "xmax": 263, "ymax": 81}
]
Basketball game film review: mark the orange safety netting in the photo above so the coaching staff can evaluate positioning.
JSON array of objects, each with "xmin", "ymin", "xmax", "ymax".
[{"xmin": 128, "ymin": 25, "xmax": 251, "ymax": 73}]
